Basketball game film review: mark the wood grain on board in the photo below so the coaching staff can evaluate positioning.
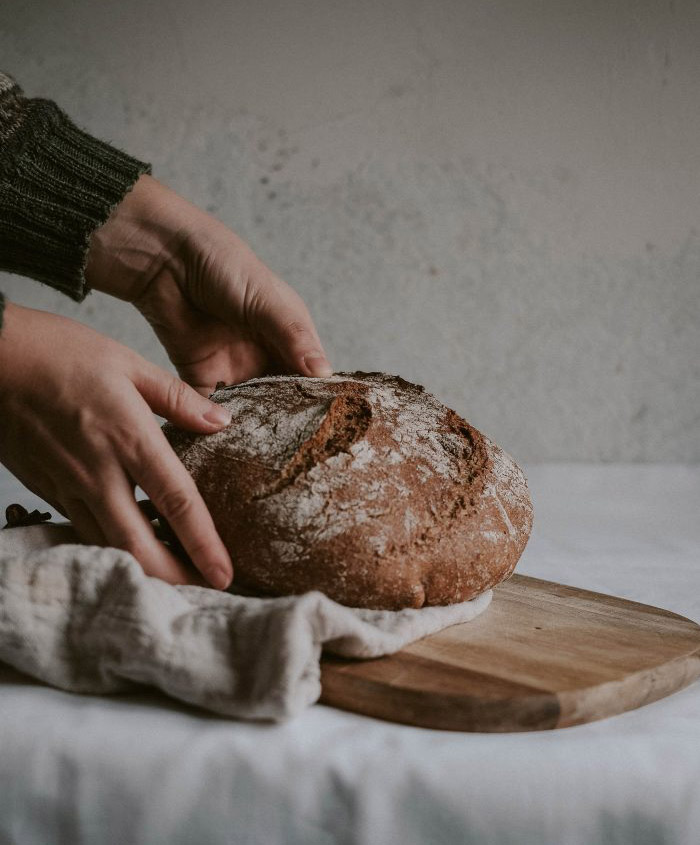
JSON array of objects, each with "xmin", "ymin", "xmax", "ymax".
[{"xmin": 320, "ymin": 575, "xmax": 700, "ymax": 732}]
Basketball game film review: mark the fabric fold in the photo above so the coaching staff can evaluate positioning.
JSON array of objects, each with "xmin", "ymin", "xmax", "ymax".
[{"xmin": 0, "ymin": 524, "xmax": 491, "ymax": 721}]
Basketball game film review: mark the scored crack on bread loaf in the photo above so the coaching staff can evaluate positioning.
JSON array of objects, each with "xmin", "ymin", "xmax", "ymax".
[{"xmin": 162, "ymin": 371, "xmax": 533, "ymax": 610}]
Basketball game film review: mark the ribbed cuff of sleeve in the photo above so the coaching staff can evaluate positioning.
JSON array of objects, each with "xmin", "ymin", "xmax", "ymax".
[{"xmin": 0, "ymin": 97, "xmax": 152, "ymax": 302}]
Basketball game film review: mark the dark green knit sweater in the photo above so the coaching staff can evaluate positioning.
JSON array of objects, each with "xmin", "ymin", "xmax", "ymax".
[{"xmin": 0, "ymin": 71, "xmax": 152, "ymax": 332}]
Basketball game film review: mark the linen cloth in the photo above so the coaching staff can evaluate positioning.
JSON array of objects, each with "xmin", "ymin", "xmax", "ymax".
[{"xmin": 0, "ymin": 522, "xmax": 490, "ymax": 721}]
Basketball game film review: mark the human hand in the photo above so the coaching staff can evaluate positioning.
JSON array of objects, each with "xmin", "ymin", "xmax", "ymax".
[
  {"xmin": 86, "ymin": 174, "xmax": 332, "ymax": 395},
  {"xmin": 0, "ymin": 302, "xmax": 234, "ymax": 589}
]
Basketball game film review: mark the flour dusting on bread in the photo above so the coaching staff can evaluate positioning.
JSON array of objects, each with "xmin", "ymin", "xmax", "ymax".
[{"xmin": 163, "ymin": 372, "xmax": 533, "ymax": 610}]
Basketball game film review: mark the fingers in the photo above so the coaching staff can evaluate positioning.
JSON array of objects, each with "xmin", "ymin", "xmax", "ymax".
[
  {"xmin": 63, "ymin": 486, "xmax": 208, "ymax": 587},
  {"xmin": 123, "ymin": 411, "xmax": 234, "ymax": 591},
  {"xmin": 269, "ymin": 314, "xmax": 333, "ymax": 377},
  {"xmin": 134, "ymin": 360, "xmax": 232, "ymax": 432},
  {"xmin": 78, "ymin": 476, "xmax": 203, "ymax": 586},
  {"xmin": 112, "ymin": 362, "xmax": 233, "ymax": 589},
  {"xmin": 62, "ymin": 497, "xmax": 107, "ymax": 546},
  {"xmin": 244, "ymin": 268, "xmax": 333, "ymax": 377}
]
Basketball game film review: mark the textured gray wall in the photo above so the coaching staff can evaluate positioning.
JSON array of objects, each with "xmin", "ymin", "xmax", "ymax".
[{"xmin": 1, "ymin": 0, "xmax": 699, "ymax": 461}]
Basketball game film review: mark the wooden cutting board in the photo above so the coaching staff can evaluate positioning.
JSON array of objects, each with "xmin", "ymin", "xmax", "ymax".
[{"xmin": 319, "ymin": 575, "xmax": 700, "ymax": 732}]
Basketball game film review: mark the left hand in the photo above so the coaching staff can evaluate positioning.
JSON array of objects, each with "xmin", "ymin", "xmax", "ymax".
[
  {"xmin": 86, "ymin": 174, "xmax": 332, "ymax": 395},
  {"xmin": 0, "ymin": 302, "xmax": 234, "ymax": 589}
]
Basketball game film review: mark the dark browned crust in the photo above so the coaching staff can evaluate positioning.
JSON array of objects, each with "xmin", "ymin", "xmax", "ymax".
[{"xmin": 163, "ymin": 371, "xmax": 533, "ymax": 609}]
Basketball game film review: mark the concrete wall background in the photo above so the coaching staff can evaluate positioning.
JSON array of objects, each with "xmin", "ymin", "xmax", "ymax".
[{"xmin": 1, "ymin": 0, "xmax": 698, "ymax": 462}]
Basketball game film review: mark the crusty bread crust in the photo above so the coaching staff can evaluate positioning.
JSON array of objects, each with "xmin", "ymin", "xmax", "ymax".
[{"xmin": 163, "ymin": 372, "xmax": 533, "ymax": 609}]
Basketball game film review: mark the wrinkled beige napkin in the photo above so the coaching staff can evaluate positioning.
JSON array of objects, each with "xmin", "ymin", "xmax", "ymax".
[{"xmin": 0, "ymin": 524, "xmax": 491, "ymax": 721}]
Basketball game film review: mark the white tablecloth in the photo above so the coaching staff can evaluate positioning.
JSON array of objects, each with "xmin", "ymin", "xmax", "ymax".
[{"xmin": 1, "ymin": 464, "xmax": 699, "ymax": 845}]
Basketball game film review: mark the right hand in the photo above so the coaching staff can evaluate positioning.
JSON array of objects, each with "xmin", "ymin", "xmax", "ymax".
[
  {"xmin": 85, "ymin": 174, "xmax": 333, "ymax": 395},
  {"xmin": 0, "ymin": 302, "xmax": 234, "ymax": 589}
]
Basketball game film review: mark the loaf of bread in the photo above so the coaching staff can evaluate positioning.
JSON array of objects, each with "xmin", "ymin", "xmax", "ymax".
[{"xmin": 162, "ymin": 372, "xmax": 533, "ymax": 610}]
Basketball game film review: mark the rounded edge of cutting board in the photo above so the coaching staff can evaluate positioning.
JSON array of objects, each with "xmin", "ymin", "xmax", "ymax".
[
  {"xmin": 319, "ymin": 575, "xmax": 700, "ymax": 732},
  {"xmin": 319, "ymin": 655, "xmax": 563, "ymax": 732}
]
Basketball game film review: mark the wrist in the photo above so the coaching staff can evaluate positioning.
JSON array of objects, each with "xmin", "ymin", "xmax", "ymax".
[{"xmin": 85, "ymin": 175, "xmax": 189, "ymax": 302}]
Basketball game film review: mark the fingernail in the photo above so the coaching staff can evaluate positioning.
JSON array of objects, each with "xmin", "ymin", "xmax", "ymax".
[
  {"xmin": 303, "ymin": 352, "xmax": 333, "ymax": 377},
  {"xmin": 204, "ymin": 405, "xmax": 232, "ymax": 427},
  {"xmin": 210, "ymin": 566, "xmax": 233, "ymax": 590}
]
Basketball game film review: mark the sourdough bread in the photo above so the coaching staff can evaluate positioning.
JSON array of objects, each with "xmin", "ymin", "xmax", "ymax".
[{"xmin": 163, "ymin": 372, "xmax": 533, "ymax": 610}]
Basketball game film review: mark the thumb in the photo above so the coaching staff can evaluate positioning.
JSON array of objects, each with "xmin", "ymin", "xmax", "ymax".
[
  {"xmin": 246, "ymin": 274, "xmax": 333, "ymax": 378},
  {"xmin": 134, "ymin": 361, "xmax": 232, "ymax": 432}
]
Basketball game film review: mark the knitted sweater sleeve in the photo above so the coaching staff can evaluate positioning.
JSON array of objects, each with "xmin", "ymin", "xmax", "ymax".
[{"xmin": 0, "ymin": 71, "xmax": 152, "ymax": 331}]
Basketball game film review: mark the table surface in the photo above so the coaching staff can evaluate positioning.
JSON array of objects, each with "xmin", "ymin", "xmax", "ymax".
[{"xmin": 1, "ymin": 464, "xmax": 699, "ymax": 845}]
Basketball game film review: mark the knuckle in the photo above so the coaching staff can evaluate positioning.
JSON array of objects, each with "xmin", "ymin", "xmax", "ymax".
[
  {"xmin": 153, "ymin": 486, "xmax": 194, "ymax": 522},
  {"xmin": 241, "ymin": 281, "xmax": 267, "ymax": 325},
  {"xmin": 166, "ymin": 378, "xmax": 192, "ymax": 415},
  {"xmin": 283, "ymin": 319, "xmax": 312, "ymax": 341},
  {"xmin": 74, "ymin": 403, "xmax": 96, "ymax": 435}
]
